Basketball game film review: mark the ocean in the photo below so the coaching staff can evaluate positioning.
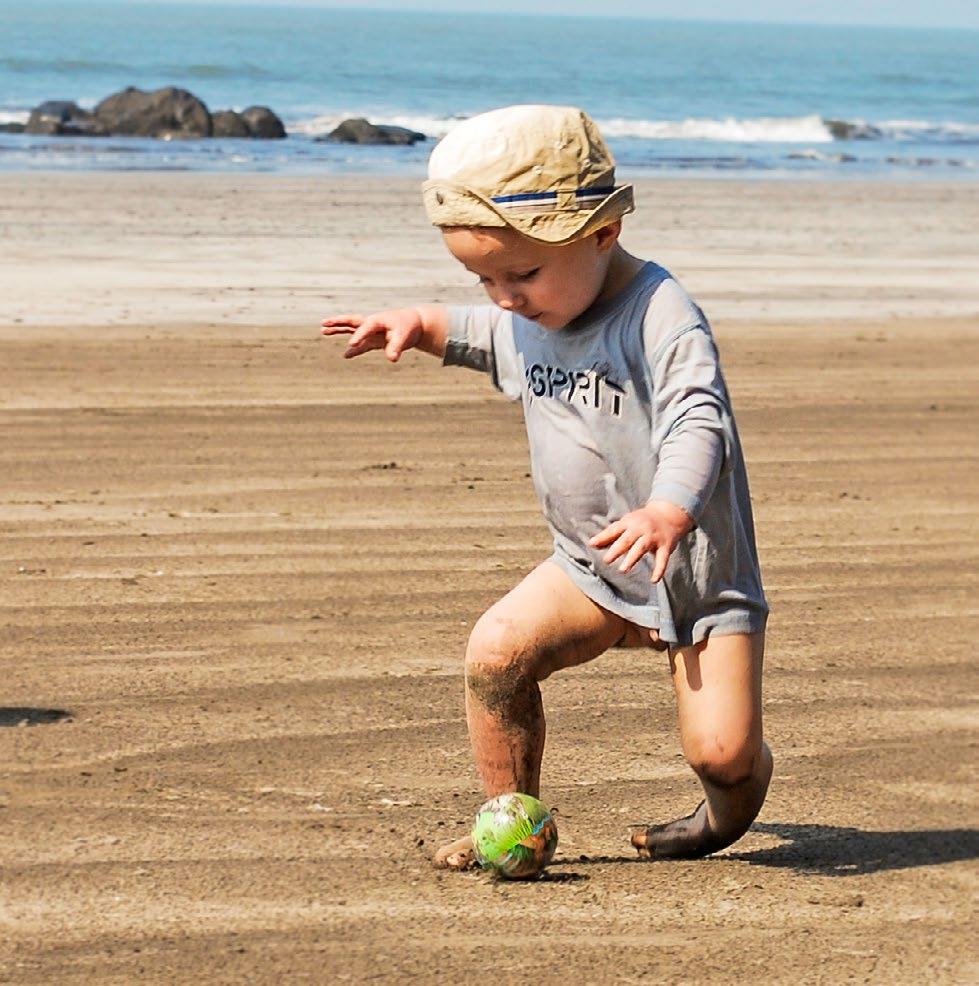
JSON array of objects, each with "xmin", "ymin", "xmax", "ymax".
[{"xmin": 2, "ymin": 1, "xmax": 978, "ymax": 177}]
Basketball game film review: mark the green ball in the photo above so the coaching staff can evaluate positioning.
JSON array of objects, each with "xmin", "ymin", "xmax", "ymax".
[{"xmin": 470, "ymin": 792, "xmax": 558, "ymax": 879}]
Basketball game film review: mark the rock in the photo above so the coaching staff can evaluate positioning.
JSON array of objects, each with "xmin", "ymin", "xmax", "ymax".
[
  {"xmin": 241, "ymin": 105, "xmax": 286, "ymax": 139},
  {"xmin": 93, "ymin": 86, "xmax": 211, "ymax": 139},
  {"xmin": 212, "ymin": 110, "xmax": 250, "ymax": 138},
  {"xmin": 26, "ymin": 100, "xmax": 102, "ymax": 136},
  {"xmin": 320, "ymin": 117, "xmax": 425, "ymax": 145},
  {"xmin": 15, "ymin": 90, "xmax": 289, "ymax": 142},
  {"xmin": 825, "ymin": 118, "xmax": 882, "ymax": 141}
]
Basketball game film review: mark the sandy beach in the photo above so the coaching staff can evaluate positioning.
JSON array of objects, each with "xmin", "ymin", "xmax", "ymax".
[{"xmin": 1, "ymin": 174, "xmax": 977, "ymax": 984}]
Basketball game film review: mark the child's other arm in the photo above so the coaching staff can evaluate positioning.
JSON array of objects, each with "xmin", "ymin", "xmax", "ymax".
[
  {"xmin": 590, "ymin": 322, "xmax": 727, "ymax": 583},
  {"xmin": 321, "ymin": 305, "xmax": 449, "ymax": 361}
]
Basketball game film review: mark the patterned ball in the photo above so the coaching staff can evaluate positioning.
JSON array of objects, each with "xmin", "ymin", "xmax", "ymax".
[{"xmin": 470, "ymin": 792, "xmax": 558, "ymax": 879}]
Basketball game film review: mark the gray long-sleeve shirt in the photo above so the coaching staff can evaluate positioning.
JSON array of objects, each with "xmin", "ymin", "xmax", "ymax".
[{"xmin": 445, "ymin": 261, "xmax": 767, "ymax": 645}]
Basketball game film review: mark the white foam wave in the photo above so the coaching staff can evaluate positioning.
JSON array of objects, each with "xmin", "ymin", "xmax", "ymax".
[
  {"xmin": 877, "ymin": 119, "xmax": 979, "ymax": 142},
  {"xmin": 277, "ymin": 111, "xmax": 979, "ymax": 147},
  {"xmin": 286, "ymin": 112, "xmax": 837, "ymax": 143},
  {"xmin": 286, "ymin": 113, "xmax": 344, "ymax": 135},
  {"xmin": 286, "ymin": 112, "xmax": 457, "ymax": 138},
  {"xmin": 0, "ymin": 109, "xmax": 29, "ymax": 125},
  {"xmin": 599, "ymin": 114, "xmax": 834, "ymax": 143}
]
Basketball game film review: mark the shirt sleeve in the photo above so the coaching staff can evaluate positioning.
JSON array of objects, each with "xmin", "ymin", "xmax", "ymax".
[
  {"xmin": 443, "ymin": 305, "xmax": 523, "ymax": 400},
  {"xmin": 647, "ymin": 321, "xmax": 731, "ymax": 522}
]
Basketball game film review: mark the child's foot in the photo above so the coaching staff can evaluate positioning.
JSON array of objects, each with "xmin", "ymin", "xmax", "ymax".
[
  {"xmin": 433, "ymin": 835, "xmax": 477, "ymax": 870},
  {"xmin": 631, "ymin": 801, "xmax": 726, "ymax": 860}
]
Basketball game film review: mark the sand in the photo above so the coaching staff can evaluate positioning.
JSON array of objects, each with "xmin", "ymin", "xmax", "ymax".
[{"xmin": 1, "ymin": 175, "xmax": 977, "ymax": 984}]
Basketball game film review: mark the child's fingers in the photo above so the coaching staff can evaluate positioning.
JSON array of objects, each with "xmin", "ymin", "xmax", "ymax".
[
  {"xmin": 601, "ymin": 530, "xmax": 636, "ymax": 566},
  {"xmin": 345, "ymin": 317, "xmax": 385, "ymax": 350},
  {"xmin": 588, "ymin": 522, "xmax": 624, "ymax": 549},
  {"xmin": 321, "ymin": 313, "xmax": 365, "ymax": 329},
  {"xmin": 343, "ymin": 336, "xmax": 386, "ymax": 359},
  {"xmin": 618, "ymin": 535, "xmax": 653, "ymax": 574},
  {"xmin": 649, "ymin": 542, "xmax": 673, "ymax": 583},
  {"xmin": 384, "ymin": 325, "xmax": 415, "ymax": 362}
]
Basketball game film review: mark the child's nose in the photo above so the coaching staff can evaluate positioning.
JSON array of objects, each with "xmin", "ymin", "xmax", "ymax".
[{"xmin": 497, "ymin": 290, "xmax": 525, "ymax": 312}]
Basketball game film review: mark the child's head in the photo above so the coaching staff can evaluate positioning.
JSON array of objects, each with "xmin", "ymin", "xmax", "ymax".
[{"xmin": 422, "ymin": 105, "xmax": 634, "ymax": 329}]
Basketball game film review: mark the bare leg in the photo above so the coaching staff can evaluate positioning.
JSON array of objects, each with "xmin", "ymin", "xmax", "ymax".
[
  {"xmin": 632, "ymin": 631, "xmax": 771, "ymax": 859},
  {"xmin": 434, "ymin": 561, "xmax": 627, "ymax": 869}
]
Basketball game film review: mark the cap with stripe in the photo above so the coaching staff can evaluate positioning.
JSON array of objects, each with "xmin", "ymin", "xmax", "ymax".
[{"xmin": 422, "ymin": 105, "xmax": 634, "ymax": 244}]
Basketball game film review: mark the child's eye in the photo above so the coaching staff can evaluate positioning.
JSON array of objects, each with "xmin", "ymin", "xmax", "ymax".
[{"xmin": 515, "ymin": 268, "xmax": 540, "ymax": 281}]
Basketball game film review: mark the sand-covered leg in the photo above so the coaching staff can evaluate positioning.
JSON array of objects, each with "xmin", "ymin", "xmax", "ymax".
[
  {"xmin": 432, "ymin": 561, "xmax": 626, "ymax": 872},
  {"xmin": 634, "ymin": 631, "xmax": 771, "ymax": 859},
  {"xmin": 463, "ymin": 561, "xmax": 626, "ymax": 798},
  {"xmin": 632, "ymin": 744, "xmax": 772, "ymax": 858},
  {"xmin": 632, "ymin": 800, "xmax": 718, "ymax": 859}
]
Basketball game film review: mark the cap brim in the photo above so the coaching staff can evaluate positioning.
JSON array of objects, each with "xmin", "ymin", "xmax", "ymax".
[{"xmin": 422, "ymin": 180, "xmax": 634, "ymax": 244}]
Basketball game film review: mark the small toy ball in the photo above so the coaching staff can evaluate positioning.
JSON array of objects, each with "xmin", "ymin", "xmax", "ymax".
[{"xmin": 470, "ymin": 792, "xmax": 558, "ymax": 879}]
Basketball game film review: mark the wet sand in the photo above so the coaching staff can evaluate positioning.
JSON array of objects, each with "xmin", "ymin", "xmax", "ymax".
[{"xmin": 1, "ymin": 175, "xmax": 977, "ymax": 983}]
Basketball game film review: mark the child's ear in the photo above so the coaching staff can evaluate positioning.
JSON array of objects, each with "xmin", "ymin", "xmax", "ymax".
[{"xmin": 594, "ymin": 220, "xmax": 622, "ymax": 253}]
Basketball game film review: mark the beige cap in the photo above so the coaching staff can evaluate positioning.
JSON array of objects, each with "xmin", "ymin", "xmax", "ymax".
[{"xmin": 422, "ymin": 104, "xmax": 634, "ymax": 244}]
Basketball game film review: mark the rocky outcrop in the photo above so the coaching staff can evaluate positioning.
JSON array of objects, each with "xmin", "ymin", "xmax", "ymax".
[
  {"xmin": 93, "ymin": 87, "xmax": 211, "ymax": 139},
  {"xmin": 26, "ymin": 101, "xmax": 101, "ymax": 136},
  {"xmin": 212, "ymin": 110, "xmax": 251, "ymax": 138},
  {"xmin": 320, "ymin": 117, "xmax": 426, "ymax": 145},
  {"xmin": 825, "ymin": 118, "xmax": 882, "ymax": 141},
  {"xmin": 240, "ymin": 105, "xmax": 286, "ymax": 139},
  {"xmin": 14, "ymin": 92, "xmax": 422, "ymax": 147},
  {"xmin": 19, "ymin": 89, "xmax": 290, "ymax": 141}
]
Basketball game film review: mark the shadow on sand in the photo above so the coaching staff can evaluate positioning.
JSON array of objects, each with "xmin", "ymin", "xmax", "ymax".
[
  {"xmin": 553, "ymin": 822, "xmax": 979, "ymax": 877},
  {"xmin": 727, "ymin": 822, "xmax": 979, "ymax": 876},
  {"xmin": 0, "ymin": 707, "xmax": 72, "ymax": 727}
]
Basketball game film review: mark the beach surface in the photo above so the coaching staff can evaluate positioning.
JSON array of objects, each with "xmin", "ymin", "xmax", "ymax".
[{"xmin": 1, "ymin": 175, "xmax": 977, "ymax": 984}]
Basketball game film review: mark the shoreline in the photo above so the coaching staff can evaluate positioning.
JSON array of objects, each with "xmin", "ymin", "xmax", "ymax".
[{"xmin": 1, "ymin": 173, "xmax": 977, "ymax": 329}]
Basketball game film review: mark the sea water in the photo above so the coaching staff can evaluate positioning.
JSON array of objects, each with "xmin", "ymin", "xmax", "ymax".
[{"xmin": 1, "ymin": 1, "xmax": 977, "ymax": 177}]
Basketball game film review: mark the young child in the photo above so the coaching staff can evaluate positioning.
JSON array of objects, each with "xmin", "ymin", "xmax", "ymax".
[{"xmin": 322, "ymin": 105, "xmax": 772, "ymax": 869}]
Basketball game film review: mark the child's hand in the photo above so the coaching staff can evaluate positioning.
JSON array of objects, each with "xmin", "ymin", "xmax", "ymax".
[
  {"xmin": 589, "ymin": 500, "xmax": 695, "ymax": 583},
  {"xmin": 321, "ymin": 309, "xmax": 425, "ymax": 362}
]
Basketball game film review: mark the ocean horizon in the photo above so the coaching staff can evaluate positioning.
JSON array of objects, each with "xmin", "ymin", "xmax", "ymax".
[{"xmin": 2, "ymin": 1, "xmax": 978, "ymax": 177}]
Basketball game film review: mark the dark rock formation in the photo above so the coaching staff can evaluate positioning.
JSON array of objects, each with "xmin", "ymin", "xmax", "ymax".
[
  {"xmin": 241, "ymin": 105, "xmax": 286, "ymax": 139},
  {"xmin": 26, "ymin": 101, "xmax": 102, "ymax": 136},
  {"xmin": 212, "ymin": 110, "xmax": 250, "ymax": 138},
  {"xmin": 16, "ymin": 90, "xmax": 288, "ymax": 141},
  {"xmin": 93, "ymin": 87, "xmax": 211, "ymax": 139},
  {"xmin": 825, "ymin": 118, "xmax": 882, "ymax": 141},
  {"xmin": 320, "ymin": 117, "xmax": 425, "ymax": 145}
]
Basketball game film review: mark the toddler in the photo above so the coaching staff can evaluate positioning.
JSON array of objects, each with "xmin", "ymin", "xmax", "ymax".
[{"xmin": 322, "ymin": 105, "xmax": 772, "ymax": 869}]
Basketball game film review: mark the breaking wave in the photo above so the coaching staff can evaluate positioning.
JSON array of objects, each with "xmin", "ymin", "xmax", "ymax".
[{"xmin": 287, "ymin": 112, "xmax": 979, "ymax": 145}]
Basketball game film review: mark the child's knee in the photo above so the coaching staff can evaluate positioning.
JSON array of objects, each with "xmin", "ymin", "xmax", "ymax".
[
  {"xmin": 684, "ymin": 732, "xmax": 762, "ymax": 788},
  {"xmin": 465, "ymin": 611, "xmax": 535, "ymax": 678},
  {"xmin": 464, "ymin": 613, "xmax": 543, "ymax": 717}
]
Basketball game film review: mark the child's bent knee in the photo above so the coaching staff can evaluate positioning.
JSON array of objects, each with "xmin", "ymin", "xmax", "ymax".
[
  {"xmin": 466, "ymin": 612, "xmax": 535, "ymax": 675},
  {"xmin": 687, "ymin": 738, "xmax": 762, "ymax": 789}
]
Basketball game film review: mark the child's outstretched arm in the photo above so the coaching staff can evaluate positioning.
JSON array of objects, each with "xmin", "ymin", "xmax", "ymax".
[{"xmin": 321, "ymin": 305, "xmax": 449, "ymax": 361}]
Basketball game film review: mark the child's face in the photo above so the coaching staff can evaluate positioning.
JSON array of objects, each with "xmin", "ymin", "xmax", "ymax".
[{"xmin": 442, "ymin": 224, "xmax": 618, "ymax": 330}]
